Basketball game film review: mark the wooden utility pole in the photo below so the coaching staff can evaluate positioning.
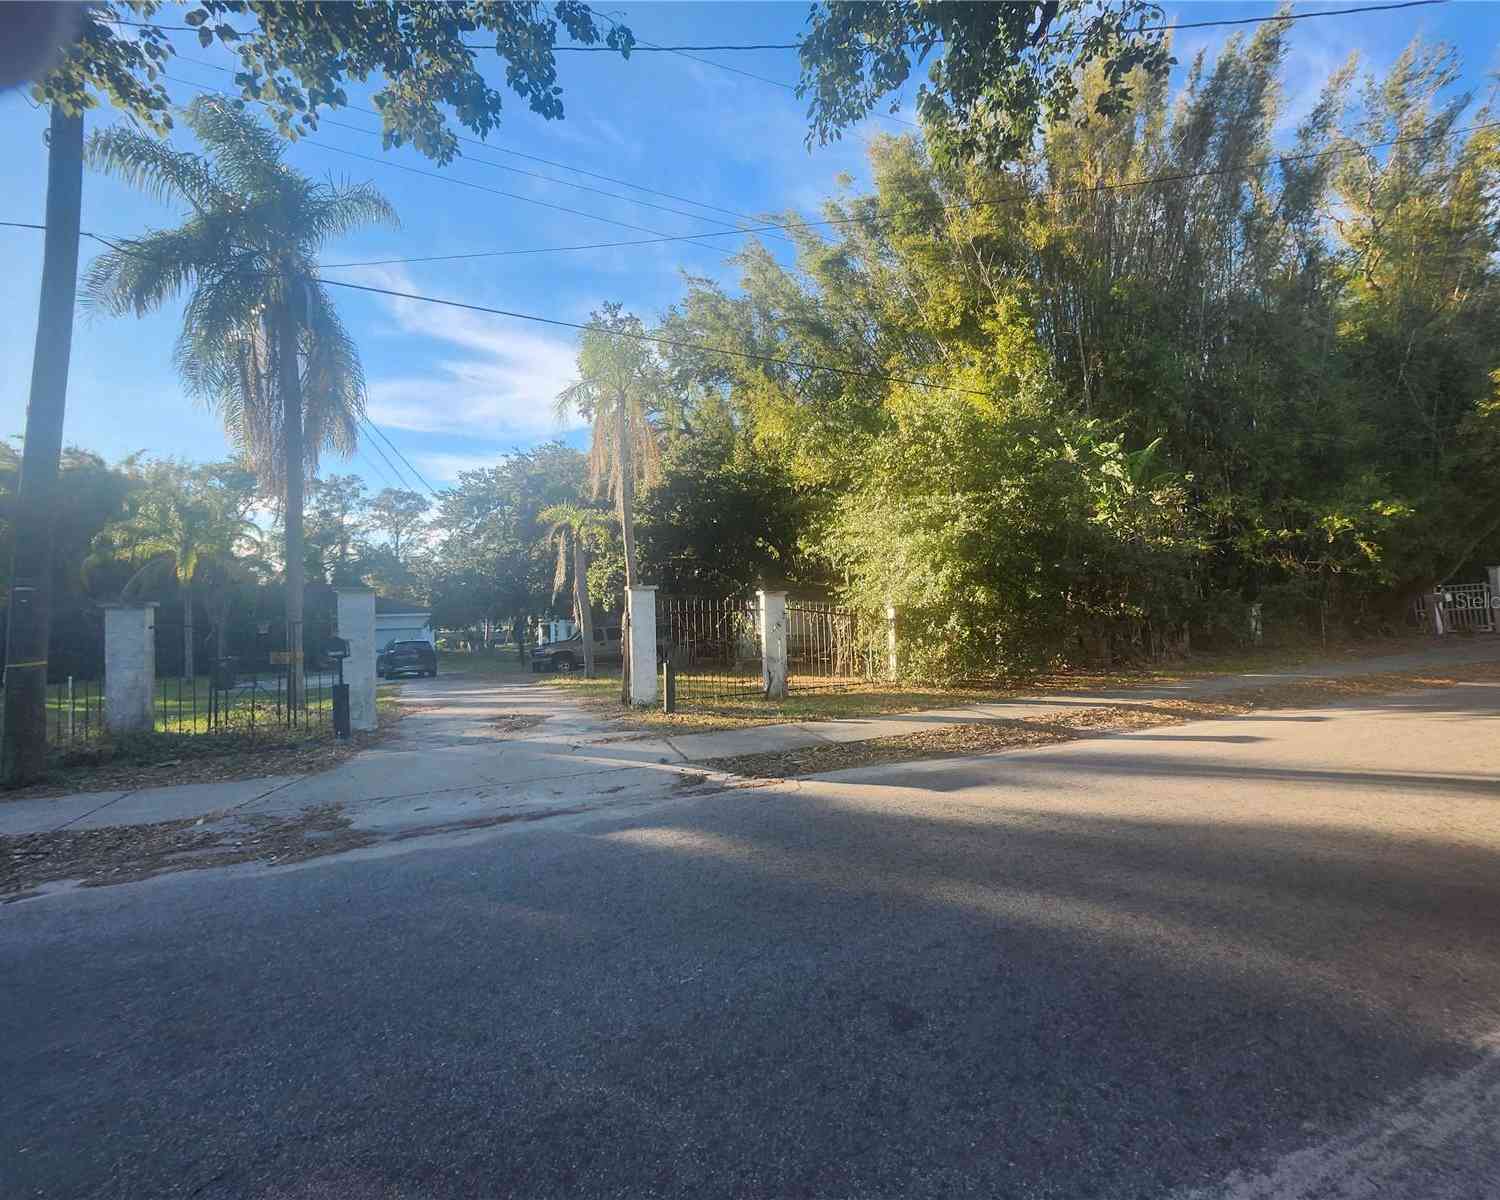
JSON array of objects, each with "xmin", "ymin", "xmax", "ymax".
[
  {"xmin": 277, "ymin": 273, "xmax": 305, "ymax": 714},
  {"xmin": 2, "ymin": 106, "xmax": 83, "ymax": 784}
]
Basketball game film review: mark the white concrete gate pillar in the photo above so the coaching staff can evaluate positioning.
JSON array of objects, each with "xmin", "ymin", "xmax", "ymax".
[
  {"xmin": 759, "ymin": 589, "xmax": 788, "ymax": 700},
  {"xmin": 336, "ymin": 587, "xmax": 377, "ymax": 732},
  {"xmin": 103, "ymin": 602, "xmax": 157, "ymax": 733},
  {"xmin": 626, "ymin": 585, "xmax": 658, "ymax": 705},
  {"xmin": 885, "ymin": 604, "xmax": 899, "ymax": 679},
  {"xmin": 1431, "ymin": 589, "xmax": 1447, "ymax": 636}
]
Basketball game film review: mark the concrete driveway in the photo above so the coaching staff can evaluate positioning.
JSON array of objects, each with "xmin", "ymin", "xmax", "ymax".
[{"xmin": 3, "ymin": 680, "xmax": 1498, "ymax": 1198}]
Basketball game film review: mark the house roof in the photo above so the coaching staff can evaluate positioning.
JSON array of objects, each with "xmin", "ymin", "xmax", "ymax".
[{"xmin": 375, "ymin": 596, "xmax": 429, "ymax": 615}]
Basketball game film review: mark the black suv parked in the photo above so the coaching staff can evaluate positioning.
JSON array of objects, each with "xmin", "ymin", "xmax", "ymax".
[{"xmin": 377, "ymin": 639, "xmax": 438, "ymax": 678}]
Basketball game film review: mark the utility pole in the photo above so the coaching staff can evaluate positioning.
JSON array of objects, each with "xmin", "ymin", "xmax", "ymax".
[
  {"xmin": 2, "ymin": 105, "xmax": 83, "ymax": 785},
  {"xmin": 277, "ymin": 269, "xmax": 305, "ymax": 715}
]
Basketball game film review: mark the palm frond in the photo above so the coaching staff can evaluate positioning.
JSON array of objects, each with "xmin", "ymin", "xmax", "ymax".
[
  {"xmin": 85, "ymin": 126, "xmax": 222, "ymax": 211},
  {"xmin": 182, "ymin": 97, "xmax": 287, "ymax": 195},
  {"xmin": 306, "ymin": 181, "xmax": 401, "ymax": 243},
  {"xmin": 301, "ymin": 284, "xmax": 368, "ymax": 472},
  {"xmin": 82, "ymin": 224, "xmax": 223, "ymax": 317}
]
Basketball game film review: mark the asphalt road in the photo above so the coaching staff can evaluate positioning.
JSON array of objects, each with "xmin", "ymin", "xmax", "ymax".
[{"xmin": 4, "ymin": 682, "xmax": 1499, "ymax": 1199}]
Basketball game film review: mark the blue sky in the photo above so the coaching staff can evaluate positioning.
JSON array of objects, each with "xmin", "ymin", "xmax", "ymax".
[{"xmin": 2, "ymin": 1, "xmax": 1498, "ymax": 494}]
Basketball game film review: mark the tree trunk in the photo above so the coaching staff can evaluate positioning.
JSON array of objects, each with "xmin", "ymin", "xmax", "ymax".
[
  {"xmin": 276, "ymin": 283, "xmax": 305, "ymax": 714},
  {"xmin": 2, "ymin": 106, "xmax": 83, "ymax": 785},
  {"xmin": 183, "ymin": 581, "xmax": 195, "ymax": 681},
  {"xmin": 215, "ymin": 591, "xmax": 230, "ymax": 661},
  {"xmin": 616, "ymin": 394, "xmax": 636, "ymax": 704},
  {"xmin": 617, "ymin": 395, "xmax": 638, "ymax": 590},
  {"xmin": 574, "ymin": 539, "xmax": 595, "ymax": 678}
]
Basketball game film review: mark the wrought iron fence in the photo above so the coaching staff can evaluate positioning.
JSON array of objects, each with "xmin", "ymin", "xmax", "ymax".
[
  {"xmin": 156, "ymin": 661, "xmax": 336, "ymax": 736},
  {"xmin": 788, "ymin": 600, "xmax": 877, "ymax": 692},
  {"xmin": 660, "ymin": 595, "xmax": 763, "ymax": 705},
  {"xmin": 1436, "ymin": 582, "xmax": 1496, "ymax": 634},
  {"xmin": 2, "ymin": 620, "xmax": 339, "ymax": 765},
  {"xmin": 42, "ymin": 675, "xmax": 107, "ymax": 749}
]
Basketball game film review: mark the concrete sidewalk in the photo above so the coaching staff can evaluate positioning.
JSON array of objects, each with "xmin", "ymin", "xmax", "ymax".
[
  {"xmin": 3, "ymin": 636, "xmax": 1497, "ymax": 840},
  {"xmin": 646, "ymin": 635, "xmax": 1500, "ymax": 760}
]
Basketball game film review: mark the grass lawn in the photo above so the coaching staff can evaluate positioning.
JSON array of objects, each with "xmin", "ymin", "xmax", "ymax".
[
  {"xmin": 437, "ymin": 649, "xmax": 537, "ymax": 679},
  {"xmin": 41, "ymin": 674, "xmax": 401, "ymax": 740}
]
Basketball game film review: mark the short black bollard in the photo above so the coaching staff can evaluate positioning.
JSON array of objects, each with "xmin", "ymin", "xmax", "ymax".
[
  {"xmin": 332, "ymin": 683, "xmax": 351, "ymax": 739},
  {"xmin": 661, "ymin": 660, "xmax": 676, "ymax": 713}
]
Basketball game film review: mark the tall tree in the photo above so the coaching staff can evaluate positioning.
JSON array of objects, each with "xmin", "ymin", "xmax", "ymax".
[
  {"xmin": 366, "ymin": 488, "xmax": 431, "ymax": 566},
  {"xmin": 305, "ymin": 475, "xmax": 371, "ymax": 587},
  {"xmin": 540, "ymin": 503, "xmax": 612, "ymax": 677},
  {"xmin": 558, "ymin": 306, "xmax": 664, "ymax": 701},
  {"xmin": 5, "ymin": 0, "xmax": 634, "ymax": 780},
  {"xmin": 84, "ymin": 97, "xmax": 396, "ymax": 707},
  {"xmin": 95, "ymin": 457, "xmax": 260, "ymax": 680},
  {"xmin": 664, "ymin": 30, "xmax": 1500, "ymax": 673},
  {"xmin": 558, "ymin": 306, "xmax": 664, "ymax": 591},
  {"xmin": 428, "ymin": 443, "xmax": 587, "ymax": 656},
  {"xmin": 798, "ymin": 0, "xmax": 1171, "ymax": 166},
  {"xmin": 1, "ymin": 105, "xmax": 81, "ymax": 783}
]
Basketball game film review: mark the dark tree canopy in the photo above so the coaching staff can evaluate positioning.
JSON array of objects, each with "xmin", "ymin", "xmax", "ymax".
[
  {"xmin": 798, "ymin": 0, "xmax": 1172, "ymax": 165},
  {"xmin": 33, "ymin": 1, "xmax": 634, "ymax": 161}
]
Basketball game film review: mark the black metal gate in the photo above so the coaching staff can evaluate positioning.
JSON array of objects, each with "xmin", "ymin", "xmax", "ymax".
[
  {"xmin": 660, "ymin": 596, "xmax": 763, "ymax": 706},
  {"xmin": 156, "ymin": 618, "xmax": 333, "ymax": 735},
  {"xmin": 787, "ymin": 600, "xmax": 875, "ymax": 692}
]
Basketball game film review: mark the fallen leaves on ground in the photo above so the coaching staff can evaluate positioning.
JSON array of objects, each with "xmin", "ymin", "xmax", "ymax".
[
  {"xmin": 486, "ymin": 713, "xmax": 547, "ymax": 735},
  {"xmin": 1, "ymin": 804, "xmax": 375, "ymax": 896},
  {"xmin": 1, "ymin": 702, "xmax": 409, "ymax": 802},
  {"xmin": 702, "ymin": 664, "xmax": 1500, "ymax": 780}
]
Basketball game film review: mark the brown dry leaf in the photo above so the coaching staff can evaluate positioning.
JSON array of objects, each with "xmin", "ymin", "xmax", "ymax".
[{"xmin": 703, "ymin": 664, "xmax": 1500, "ymax": 780}]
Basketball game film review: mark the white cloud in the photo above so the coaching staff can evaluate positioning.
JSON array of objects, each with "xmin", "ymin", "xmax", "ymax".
[{"xmin": 352, "ymin": 266, "xmax": 583, "ymax": 438}]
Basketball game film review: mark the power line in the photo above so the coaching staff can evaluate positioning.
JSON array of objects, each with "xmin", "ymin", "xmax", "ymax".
[
  {"xmin": 531, "ymin": 0, "xmax": 1445, "ymax": 132},
  {"xmin": 163, "ymin": 66, "xmax": 794, "ymax": 245},
  {"xmin": 158, "ymin": 73, "xmax": 741, "ymax": 256},
  {"xmin": 312, "ymin": 118, "xmax": 1500, "ymax": 270},
  {"xmin": 560, "ymin": 1, "xmax": 1451, "ymax": 47},
  {"xmin": 355, "ymin": 418, "xmax": 417, "ymax": 492},
  {"xmin": 314, "ymin": 274, "xmax": 988, "ymax": 398},
  {"xmin": 571, "ymin": 11, "xmax": 919, "ymax": 132},
  {"xmin": 360, "ymin": 414, "xmax": 440, "ymax": 498},
  {"xmin": 1140, "ymin": 0, "xmax": 1445, "ymax": 37},
  {"xmin": 285, "ymin": 137, "xmax": 732, "ymax": 256},
  {"xmin": 173, "ymin": 56, "xmax": 796, "ymax": 236},
  {"xmin": 19, "ymin": 118, "xmax": 1493, "ymax": 274},
  {"xmin": 109, "ymin": 2, "xmax": 1445, "ymax": 50},
  {"xmin": 355, "ymin": 445, "xmax": 401, "ymax": 490},
  {"xmin": 319, "ymin": 231, "xmax": 762, "ymax": 270}
]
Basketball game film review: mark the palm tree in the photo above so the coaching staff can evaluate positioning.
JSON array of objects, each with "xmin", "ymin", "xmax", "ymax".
[
  {"xmin": 94, "ymin": 458, "xmax": 261, "ymax": 680},
  {"xmin": 540, "ymin": 503, "xmax": 613, "ymax": 678},
  {"xmin": 83, "ymin": 96, "xmax": 396, "ymax": 707},
  {"xmin": 556, "ymin": 304, "xmax": 664, "ymax": 590},
  {"xmin": 556, "ymin": 305, "xmax": 663, "ymax": 700}
]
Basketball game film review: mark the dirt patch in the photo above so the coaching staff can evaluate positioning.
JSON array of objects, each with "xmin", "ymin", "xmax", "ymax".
[
  {"xmin": 1, "ymin": 804, "xmax": 375, "ymax": 895},
  {"xmin": 486, "ymin": 713, "xmax": 547, "ymax": 735},
  {"xmin": 702, "ymin": 665, "xmax": 1500, "ymax": 780}
]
